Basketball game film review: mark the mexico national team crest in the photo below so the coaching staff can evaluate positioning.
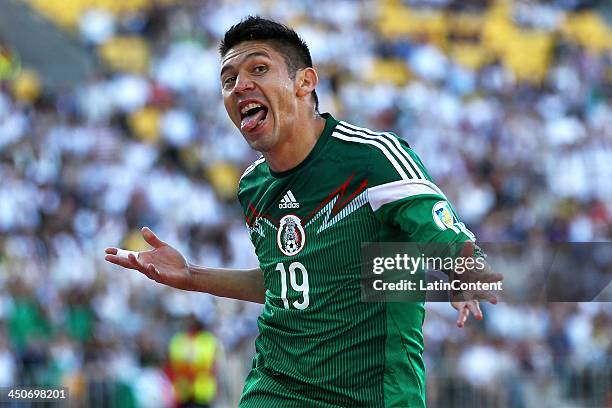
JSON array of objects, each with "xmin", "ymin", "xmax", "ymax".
[{"xmin": 277, "ymin": 215, "xmax": 306, "ymax": 256}]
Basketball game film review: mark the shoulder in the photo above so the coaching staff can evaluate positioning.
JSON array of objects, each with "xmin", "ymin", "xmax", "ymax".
[
  {"xmin": 331, "ymin": 120, "xmax": 428, "ymax": 183},
  {"xmin": 237, "ymin": 156, "xmax": 267, "ymax": 201},
  {"xmin": 239, "ymin": 155, "xmax": 266, "ymax": 183},
  {"xmin": 330, "ymin": 120, "xmax": 410, "ymax": 154}
]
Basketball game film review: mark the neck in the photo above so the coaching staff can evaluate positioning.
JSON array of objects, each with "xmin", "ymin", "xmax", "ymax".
[{"xmin": 264, "ymin": 111, "xmax": 326, "ymax": 173}]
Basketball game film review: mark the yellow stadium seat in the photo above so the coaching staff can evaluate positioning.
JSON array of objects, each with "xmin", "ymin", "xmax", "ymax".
[
  {"xmin": 450, "ymin": 43, "xmax": 494, "ymax": 71},
  {"xmin": 563, "ymin": 12, "xmax": 612, "ymax": 53},
  {"xmin": 502, "ymin": 30, "xmax": 553, "ymax": 83},
  {"xmin": 487, "ymin": 0, "xmax": 512, "ymax": 20},
  {"xmin": 129, "ymin": 106, "xmax": 161, "ymax": 143},
  {"xmin": 23, "ymin": 0, "xmax": 154, "ymax": 28},
  {"xmin": 11, "ymin": 68, "xmax": 41, "ymax": 103},
  {"xmin": 447, "ymin": 12, "xmax": 485, "ymax": 39},
  {"xmin": 98, "ymin": 36, "xmax": 150, "ymax": 74},
  {"xmin": 207, "ymin": 162, "xmax": 240, "ymax": 200},
  {"xmin": 367, "ymin": 58, "xmax": 411, "ymax": 86},
  {"xmin": 377, "ymin": 0, "xmax": 447, "ymax": 47},
  {"xmin": 24, "ymin": 0, "xmax": 87, "ymax": 28},
  {"xmin": 482, "ymin": 15, "xmax": 518, "ymax": 55}
]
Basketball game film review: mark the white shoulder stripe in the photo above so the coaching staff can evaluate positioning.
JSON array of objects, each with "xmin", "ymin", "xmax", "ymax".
[
  {"xmin": 367, "ymin": 179, "xmax": 446, "ymax": 211},
  {"xmin": 336, "ymin": 123, "xmax": 418, "ymax": 179},
  {"xmin": 240, "ymin": 156, "xmax": 266, "ymax": 181},
  {"xmin": 339, "ymin": 121, "xmax": 425, "ymax": 179},
  {"xmin": 331, "ymin": 131, "xmax": 409, "ymax": 180},
  {"xmin": 384, "ymin": 133, "xmax": 425, "ymax": 179}
]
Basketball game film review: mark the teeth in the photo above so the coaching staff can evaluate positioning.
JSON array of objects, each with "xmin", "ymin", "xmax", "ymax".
[{"xmin": 240, "ymin": 103, "xmax": 262, "ymax": 115}]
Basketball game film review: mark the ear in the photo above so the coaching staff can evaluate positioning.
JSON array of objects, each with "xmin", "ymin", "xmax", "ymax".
[{"xmin": 295, "ymin": 67, "xmax": 318, "ymax": 99}]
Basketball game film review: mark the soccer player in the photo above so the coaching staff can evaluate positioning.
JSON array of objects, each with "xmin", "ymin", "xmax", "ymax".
[{"xmin": 105, "ymin": 17, "xmax": 502, "ymax": 407}]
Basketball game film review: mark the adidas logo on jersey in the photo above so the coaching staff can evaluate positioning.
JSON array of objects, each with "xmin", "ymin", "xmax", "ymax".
[{"xmin": 279, "ymin": 190, "xmax": 300, "ymax": 209}]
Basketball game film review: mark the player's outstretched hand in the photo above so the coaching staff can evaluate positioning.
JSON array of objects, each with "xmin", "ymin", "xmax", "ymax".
[
  {"xmin": 450, "ymin": 241, "xmax": 504, "ymax": 328},
  {"xmin": 451, "ymin": 300, "xmax": 484, "ymax": 328},
  {"xmin": 104, "ymin": 227, "xmax": 192, "ymax": 290}
]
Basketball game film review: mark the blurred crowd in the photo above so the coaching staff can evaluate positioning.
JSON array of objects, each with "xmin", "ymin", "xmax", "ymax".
[{"xmin": 1, "ymin": 0, "xmax": 611, "ymax": 406}]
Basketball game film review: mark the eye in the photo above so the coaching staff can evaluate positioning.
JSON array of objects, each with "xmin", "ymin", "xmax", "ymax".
[
  {"xmin": 253, "ymin": 65, "xmax": 268, "ymax": 74},
  {"xmin": 223, "ymin": 76, "xmax": 236, "ymax": 87}
]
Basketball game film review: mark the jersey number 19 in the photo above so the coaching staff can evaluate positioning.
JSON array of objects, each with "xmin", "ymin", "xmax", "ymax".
[{"xmin": 276, "ymin": 262, "xmax": 310, "ymax": 309}]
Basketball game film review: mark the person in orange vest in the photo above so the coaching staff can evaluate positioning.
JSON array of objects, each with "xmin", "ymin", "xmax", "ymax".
[{"xmin": 167, "ymin": 315, "xmax": 220, "ymax": 408}]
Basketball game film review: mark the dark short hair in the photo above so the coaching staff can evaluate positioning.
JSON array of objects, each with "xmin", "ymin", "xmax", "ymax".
[{"xmin": 219, "ymin": 16, "xmax": 319, "ymax": 111}]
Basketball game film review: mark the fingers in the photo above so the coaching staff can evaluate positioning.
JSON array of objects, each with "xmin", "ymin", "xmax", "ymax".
[
  {"xmin": 128, "ymin": 253, "xmax": 163, "ymax": 283},
  {"xmin": 105, "ymin": 247, "xmax": 139, "ymax": 262},
  {"xmin": 455, "ymin": 300, "xmax": 482, "ymax": 327},
  {"xmin": 147, "ymin": 263, "xmax": 161, "ymax": 281},
  {"xmin": 141, "ymin": 227, "xmax": 166, "ymax": 249},
  {"xmin": 104, "ymin": 250, "xmax": 160, "ymax": 282},
  {"xmin": 473, "ymin": 290, "xmax": 498, "ymax": 304},
  {"xmin": 477, "ymin": 272, "xmax": 504, "ymax": 283},
  {"xmin": 484, "ymin": 292, "xmax": 498, "ymax": 304},
  {"xmin": 104, "ymin": 254, "xmax": 138, "ymax": 269},
  {"xmin": 128, "ymin": 253, "xmax": 153, "ymax": 279},
  {"xmin": 460, "ymin": 268, "xmax": 503, "ymax": 283},
  {"xmin": 466, "ymin": 300, "xmax": 483, "ymax": 320},
  {"xmin": 461, "ymin": 240, "xmax": 474, "ymax": 258},
  {"xmin": 105, "ymin": 248, "xmax": 139, "ymax": 259},
  {"xmin": 457, "ymin": 304, "xmax": 470, "ymax": 328}
]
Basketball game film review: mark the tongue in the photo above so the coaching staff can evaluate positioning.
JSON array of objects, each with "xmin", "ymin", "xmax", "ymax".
[{"xmin": 241, "ymin": 109, "xmax": 267, "ymax": 132}]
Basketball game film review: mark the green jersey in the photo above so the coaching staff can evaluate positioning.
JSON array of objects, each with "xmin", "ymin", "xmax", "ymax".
[{"xmin": 237, "ymin": 113, "xmax": 474, "ymax": 407}]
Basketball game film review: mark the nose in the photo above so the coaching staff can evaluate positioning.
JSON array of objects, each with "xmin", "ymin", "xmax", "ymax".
[{"xmin": 233, "ymin": 73, "xmax": 255, "ymax": 95}]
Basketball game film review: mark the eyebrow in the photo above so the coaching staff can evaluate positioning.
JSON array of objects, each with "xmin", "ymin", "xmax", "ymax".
[{"xmin": 220, "ymin": 51, "xmax": 271, "ymax": 78}]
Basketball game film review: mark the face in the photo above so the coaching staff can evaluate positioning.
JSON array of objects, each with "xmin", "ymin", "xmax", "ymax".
[{"xmin": 220, "ymin": 41, "xmax": 298, "ymax": 152}]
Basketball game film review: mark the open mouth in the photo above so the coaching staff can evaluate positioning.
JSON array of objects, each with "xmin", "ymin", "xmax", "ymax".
[{"xmin": 240, "ymin": 102, "xmax": 269, "ymax": 133}]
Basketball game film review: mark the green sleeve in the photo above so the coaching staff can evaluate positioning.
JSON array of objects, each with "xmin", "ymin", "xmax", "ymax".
[
  {"xmin": 375, "ymin": 195, "xmax": 474, "ymax": 244},
  {"xmin": 366, "ymin": 134, "xmax": 475, "ymax": 244}
]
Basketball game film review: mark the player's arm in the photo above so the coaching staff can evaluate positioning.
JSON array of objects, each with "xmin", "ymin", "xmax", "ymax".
[
  {"xmin": 367, "ymin": 134, "xmax": 502, "ymax": 325},
  {"xmin": 367, "ymin": 134, "xmax": 476, "ymax": 246},
  {"xmin": 104, "ymin": 227, "xmax": 265, "ymax": 303},
  {"xmin": 189, "ymin": 263, "xmax": 264, "ymax": 303},
  {"xmin": 374, "ymin": 193, "xmax": 501, "ymax": 308}
]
